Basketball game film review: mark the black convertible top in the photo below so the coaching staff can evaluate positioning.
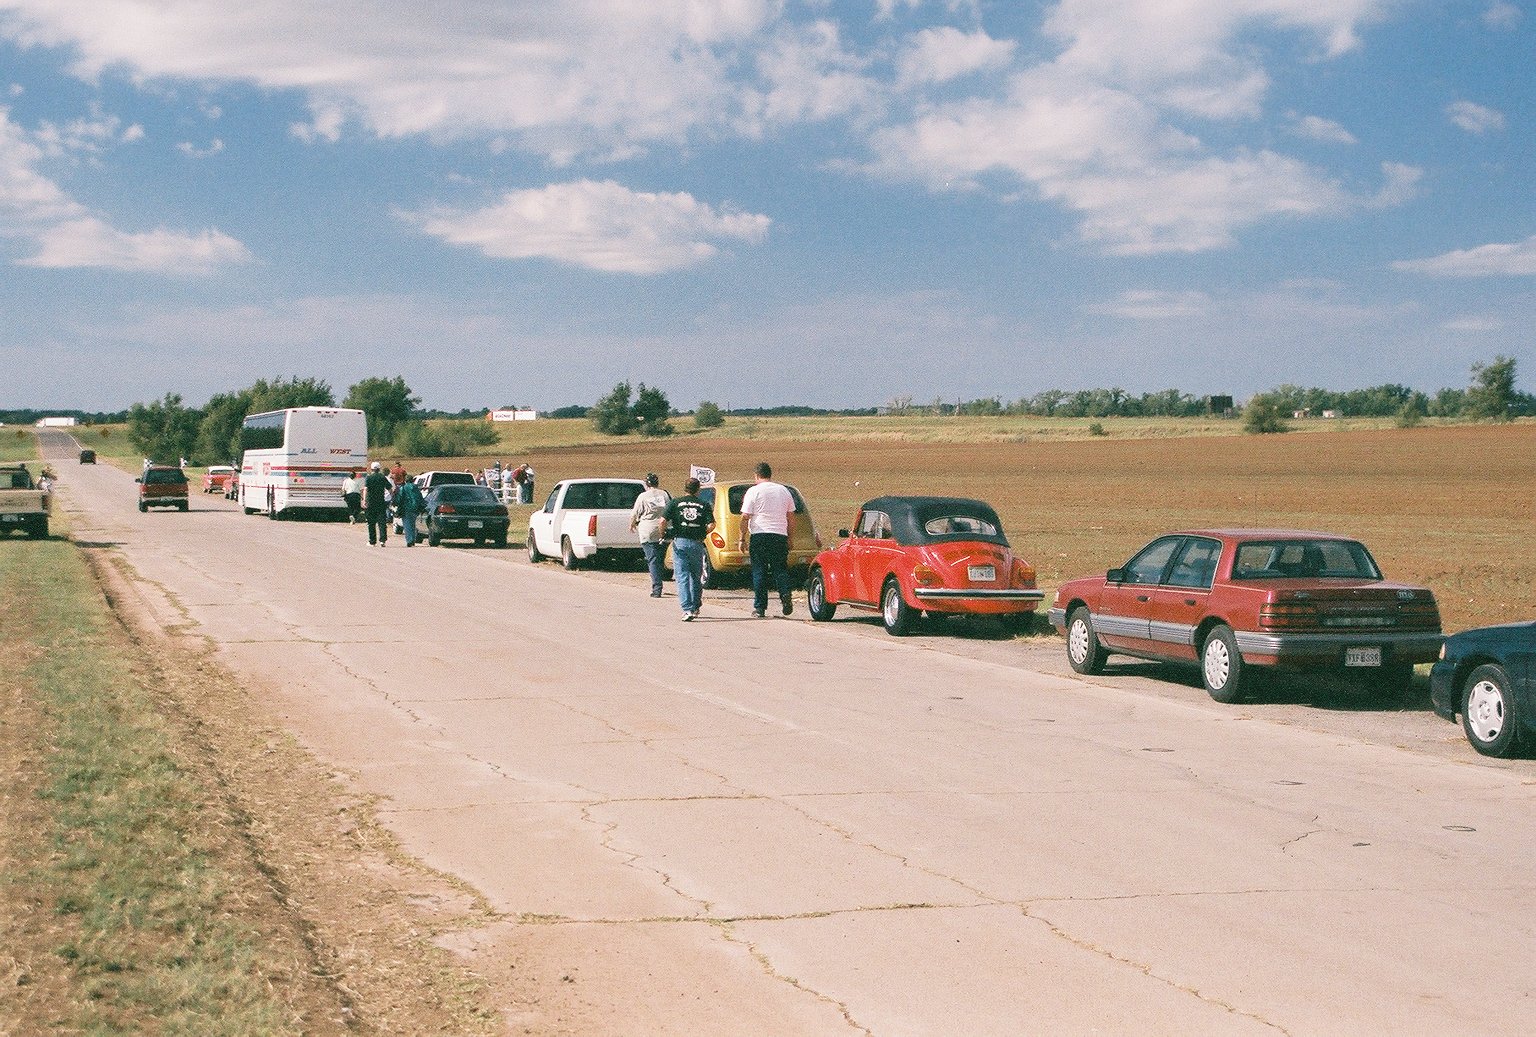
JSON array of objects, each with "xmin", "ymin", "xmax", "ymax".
[{"xmin": 857, "ymin": 495, "xmax": 1009, "ymax": 547}]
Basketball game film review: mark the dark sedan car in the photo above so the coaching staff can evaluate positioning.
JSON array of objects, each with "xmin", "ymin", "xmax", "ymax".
[
  {"xmin": 420, "ymin": 484, "xmax": 510, "ymax": 547},
  {"xmin": 1431, "ymin": 622, "xmax": 1536, "ymax": 757}
]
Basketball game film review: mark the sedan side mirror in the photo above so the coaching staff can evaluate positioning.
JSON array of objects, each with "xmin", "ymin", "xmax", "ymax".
[
  {"xmin": 134, "ymin": 478, "xmax": 142, "ymax": 483},
  {"xmin": 837, "ymin": 528, "xmax": 851, "ymax": 539},
  {"xmin": 1105, "ymin": 567, "xmax": 1125, "ymax": 583}
]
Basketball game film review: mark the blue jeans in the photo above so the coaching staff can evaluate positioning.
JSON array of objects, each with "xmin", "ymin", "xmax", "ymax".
[
  {"xmin": 642, "ymin": 540, "xmax": 666, "ymax": 594},
  {"xmin": 672, "ymin": 538, "xmax": 704, "ymax": 614},
  {"xmin": 400, "ymin": 510, "xmax": 420, "ymax": 546},
  {"xmin": 749, "ymin": 532, "xmax": 792, "ymax": 613}
]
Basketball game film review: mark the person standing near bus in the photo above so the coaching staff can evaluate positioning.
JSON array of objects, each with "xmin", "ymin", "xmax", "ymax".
[
  {"xmin": 394, "ymin": 474, "xmax": 425, "ymax": 547},
  {"xmin": 364, "ymin": 462, "xmax": 392, "ymax": 547},
  {"xmin": 342, "ymin": 469, "xmax": 363, "ymax": 523}
]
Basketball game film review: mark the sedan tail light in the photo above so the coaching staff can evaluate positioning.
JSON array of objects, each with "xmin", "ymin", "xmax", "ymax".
[
  {"xmin": 1259, "ymin": 601, "xmax": 1319, "ymax": 628},
  {"xmin": 437, "ymin": 503, "xmax": 457, "ymax": 514}
]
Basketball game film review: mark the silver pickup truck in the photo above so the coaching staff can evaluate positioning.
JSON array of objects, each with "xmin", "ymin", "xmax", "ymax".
[{"xmin": 0, "ymin": 463, "xmax": 50, "ymax": 539}]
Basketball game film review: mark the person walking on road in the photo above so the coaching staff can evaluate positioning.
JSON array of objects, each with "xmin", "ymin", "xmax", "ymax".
[
  {"xmin": 342, "ymin": 469, "xmax": 363, "ymax": 523},
  {"xmin": 630, "ymin": 473, "xmax": 672, "ymax": 597},
  {"xmin": 661, "ymin": 478, "xmax": 713, "ymax": 621},
  {"xmin": 394, "ymin": 474, "xmax": 426, "ymax": 547},
  {"xmin": 739, "ymin": 461, "xmax": 796, "ymax": 617},
  {"xmin": 364, "ymin": 462, "xmax": 392, "ymax": 547}
]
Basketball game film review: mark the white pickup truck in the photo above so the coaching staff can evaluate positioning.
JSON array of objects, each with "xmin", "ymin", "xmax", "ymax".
[{"xmin": 526, "ymin": 478, "xmax": 647, "ymax": 570}]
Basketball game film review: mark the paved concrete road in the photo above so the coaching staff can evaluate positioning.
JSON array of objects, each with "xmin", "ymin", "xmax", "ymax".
[{"xmin": 40, "ymin": 432, "xmax": 1536, "ymax": 1035}]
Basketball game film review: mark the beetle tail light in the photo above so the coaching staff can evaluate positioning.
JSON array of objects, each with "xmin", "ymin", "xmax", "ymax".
[
  {"xmin": 912, "ymin": 564, "xmax": 940, "ymax": 586},
  {"xmin": 588, "ymin": 514, "xmax": 598, "ymax": 537},
  {"xmin": 1011, "ymin": 560, "xmax": 1037, "ymax": 588}
]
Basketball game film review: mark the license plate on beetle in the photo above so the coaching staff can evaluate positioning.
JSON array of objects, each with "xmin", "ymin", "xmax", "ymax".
[
  {"xmin": 1345, "ymin": 647, "xmax": 1382, "ymax": 667},
  {"xmin": 468, "ymin": 520, "xmax": 484, "ymax": 529},
  {"xmin": 967, "ymin": 564, "xmax": 996, "ymax": 582}
]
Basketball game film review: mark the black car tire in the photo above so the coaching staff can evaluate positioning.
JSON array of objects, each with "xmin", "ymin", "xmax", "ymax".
[
  {"xmin": 179, "ymin": 502, "xmax": 189, "ymax": 512},
  {"xmin": 1201, "ymin": 624, "xmax": 1246, "ymax": 703},
  {"xmin": 1365, "ymin": 662, "xmax": 1414, "ymax": 702},
  {"xmin": 30, "ymin": 519, "xmax": 47, "ymax": 539},
  {"xmin": 493, "ymin": 531, "xmax": 507, "ymax": 548},
  {"xmin": 526, "ymin": 532, "xmax": 543, "ymax": 563},
  {"xmin": 807, "ymin": 568, "xmax": 836, "ymax": 622},
  {"xmin": 561, "ymin": 537, "xmax": 579, "ymax": 570},
  {"xmin": 700, "ymin": 554, "xmax": 716, "ymax": 589},
  {"xmin": 881, "ymin": 578, "xmax": 914, "ymax": 636},
  {"xmin": 428, "ymin": 525, "xmax": 441, "ymax": 547},
  {"xmin": 1462, "ymin": 663, "xmax": 1521, "ymax": 758},
  {"xmin": 1066, "ymin": 607, "xmax": 1108, "ymax": 674},
  {"xmin": 138, "ymin": 501, "xmax": 148, "ymax": 513}
]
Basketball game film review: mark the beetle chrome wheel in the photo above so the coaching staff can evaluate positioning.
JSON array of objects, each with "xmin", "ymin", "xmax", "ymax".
[{"xmin": 1466, "ymin": 678, "xmax": 1506, "ymax": 744}]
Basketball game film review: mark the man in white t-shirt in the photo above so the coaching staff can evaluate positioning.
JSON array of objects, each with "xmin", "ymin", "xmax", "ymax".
[{"xmin": 738, "ymin": 461, "xmax": 796, "ymax": 617}]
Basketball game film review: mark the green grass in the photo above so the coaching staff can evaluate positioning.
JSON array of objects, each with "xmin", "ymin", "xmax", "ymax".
[
  {"xmin": 1, "ymin": 426, "xmax": 40, "ymax": 463},
  {"xmin": 0, "ymin": 526, "xmax": 312, "ymax": 1034}
]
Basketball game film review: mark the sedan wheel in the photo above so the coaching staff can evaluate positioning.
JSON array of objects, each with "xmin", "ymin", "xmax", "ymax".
[
  {"xmin": 807, "ymin": 569, "xmax": 836, "ymax": 622},
  {"xmin": 1462, "ymin": 663, "xmax": 1520, "ymax": 758},
  {"xmin": 880, "ymin": 578, "xmax": 914, "ymax": 636},
  {"xmin": 1066, "ymin": 607, "xmax": 1107, "ymax": 674},
  {"xmin": 700, "ymin": 554, "xmax": 716, "ymax": 589},
  {"xmin": 1201, "ymin": 625, "xmax": 1246, "ymax": 704}
]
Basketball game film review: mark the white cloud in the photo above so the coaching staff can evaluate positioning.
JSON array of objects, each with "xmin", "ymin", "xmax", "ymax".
[
  {"xmin": 1393, "ymin": 235, "xmax": 1536, "ymax": 277},
  {"xmin": 0, "ymin": 0, "xmax": 782, "ymax": 162},
  {"xmin": 1441, "ymin": 315, "xmax": 1505, "ymax": 332},
  {"xmin": 1083, "ymin": 289, "xmax": 1211, "ymax": 319},
  {"xmin": 1483, "ymin": 3, "xmax": 1523, "ymax": 30},
  {"xmin": 399, "ymin": 179, "xmax": 770, "ymax": 274},
  {"xmin": 1288, "ymin": 113, "xmax": 1357, "ymax": 145},
  {"xmin": 857, "ymin": 2, "xmax": 1408, "ymax": 254},
  {"xmin": 20, "ymin": 216, "xmax": 250, "ymax": 273},
  {"xmin": 746, "ymin": 20, "xmax": 880, "ymax": 129},
  {"xmin": 0, "ymin": 106, "xmax": 248, "ymax": 273},
  {"xmin": 895, "ymin": 27, "xmax": 1015, "ymax": 88},
  {"xmin": 176, "ymin": 138, "xmax": 224, "ymax": 159},
  {"xmin": 1446, "ymin": 100, "xmax": 1506, "ymax": 134}
]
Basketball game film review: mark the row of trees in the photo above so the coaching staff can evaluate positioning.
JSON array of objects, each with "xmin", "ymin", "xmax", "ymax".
[
  {"xmin": 126, "ymin": 375, "xmax": 493, "ymax": 466},
  {"xmin": 1244, "ymin": 356, "xmax": 1525, "ymax": 433}
]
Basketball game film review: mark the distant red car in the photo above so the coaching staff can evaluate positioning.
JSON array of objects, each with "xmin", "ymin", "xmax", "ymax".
[
  {"xmin": 202, "ymin": 465, "xmax": 236, "ymax": 494},
  {"xmin": 1048, "ymin": 529, "xmax": 1443, "ymax": 702},
  {"xmin": 807, "ymin": 496, "xmax": 1043, "ymax": 636}
]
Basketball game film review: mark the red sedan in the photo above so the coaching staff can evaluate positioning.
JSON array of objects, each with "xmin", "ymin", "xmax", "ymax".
[
  {"xmin": 807, "ymin": 496, "xmax": 1043, "ymax": 636},
  {"xmin": 1048, "ymin": 529, "xmax": 1443, "ymax": 702}
]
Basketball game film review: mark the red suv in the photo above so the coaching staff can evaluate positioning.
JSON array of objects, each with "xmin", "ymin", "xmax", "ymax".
[{"xmin": 137, "ymin": 465, "xmax": 190, "ymax": 513}]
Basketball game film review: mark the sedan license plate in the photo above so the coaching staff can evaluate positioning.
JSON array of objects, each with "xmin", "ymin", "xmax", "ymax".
[
  {"xmin": 967, "ymin": 564, "xmax": 996, "ymax": 582},
  {"xmin": 467, "ymin": 519, "xmax": 484, "ymax": 529},
  {"xmin": 1345, "ymin": 646, "xmax": 1382, "ymax": 667}
]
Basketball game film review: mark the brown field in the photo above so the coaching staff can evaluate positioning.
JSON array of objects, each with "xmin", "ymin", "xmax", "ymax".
[{"xmin": 458, "ymin": 422, "xmax": 1534, "ymax": 634}]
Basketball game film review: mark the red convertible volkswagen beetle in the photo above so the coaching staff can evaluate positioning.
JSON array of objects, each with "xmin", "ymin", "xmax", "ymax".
[
  {"xmin": 806, "ymin": 496, "xmax": 1043, "ymax": 636},
  {"xmin": 1048, "ymin": 529, "xmax": 1443, "ymax": 702}
]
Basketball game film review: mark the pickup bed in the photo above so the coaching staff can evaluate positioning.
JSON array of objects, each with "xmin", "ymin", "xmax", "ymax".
[
  {"xmin": 0, "ymin": 463, "xmax": 50, "ymax": 539},
  {"xmin": 526, "ymin": 478, "xmax": 646, "ymax": 569}
]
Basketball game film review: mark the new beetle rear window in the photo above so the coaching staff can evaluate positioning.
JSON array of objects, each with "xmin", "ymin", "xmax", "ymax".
[{"xmin": 1231, "ymin": 540, "xmax": 1380, "ymax": 580}]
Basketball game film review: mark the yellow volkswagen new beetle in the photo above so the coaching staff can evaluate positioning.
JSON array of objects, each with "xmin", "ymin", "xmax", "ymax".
[{"xmin": 668, "ymin": 479, "xmax": 822, "ymax": 587}]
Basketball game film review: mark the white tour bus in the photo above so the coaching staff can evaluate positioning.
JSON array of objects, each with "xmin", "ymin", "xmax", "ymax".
[{"xmin": 238, "ymin": 406, "xmax": 368, "ymax": 519}]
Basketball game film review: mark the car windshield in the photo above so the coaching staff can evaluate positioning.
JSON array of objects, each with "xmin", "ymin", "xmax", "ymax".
[
  {"xmin": 436, "ymin": 486, "xmax": 498, "ymax": 504},
  {"xmin": 1230, "ymin": 540, "xmax": 1381, "ymax": 580},
  {"xmin": 143, "ymin": 469, "xmax": 187, "ymax": 485}
]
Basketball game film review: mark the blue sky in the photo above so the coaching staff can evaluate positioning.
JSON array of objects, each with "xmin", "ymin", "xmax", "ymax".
[{"xmin": 1, "ymin": 0, "xmax": 1530, "ymax": 411}]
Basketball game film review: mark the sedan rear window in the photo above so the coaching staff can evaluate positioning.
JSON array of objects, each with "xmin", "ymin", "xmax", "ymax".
[
  {"xmin": 143, "ymin": 469, "xmax": 188, "ymax": 485},
  {"xmin": 436, "ymin": 486, "xmax": 499, "ymax": 504},
  {"xmin": 1231, "ymin": 540, "xmax": 1380, "ymax": 580}
]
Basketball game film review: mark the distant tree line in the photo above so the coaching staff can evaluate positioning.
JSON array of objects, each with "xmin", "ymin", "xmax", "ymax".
[
  {"xmin": 0, "ymin": 408, "xmax": 130, "ymax": 425},
  {"xmin": 125, "ymin": 374, "xmax": 498, "ymax": 466}
]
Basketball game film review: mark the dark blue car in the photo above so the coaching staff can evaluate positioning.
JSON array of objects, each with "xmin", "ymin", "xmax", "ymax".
[{"xmin": 1430, "ymin": 621, "xmax": 1536, "ymax": 757}]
